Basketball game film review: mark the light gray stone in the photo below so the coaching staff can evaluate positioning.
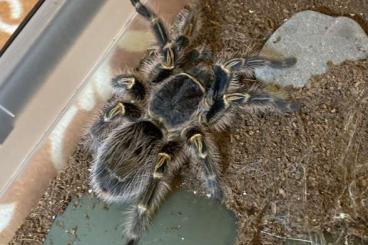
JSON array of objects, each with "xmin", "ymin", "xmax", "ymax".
[{"xmin": 255, "ymin": 10, "xmax": 368, "ymax": 87}]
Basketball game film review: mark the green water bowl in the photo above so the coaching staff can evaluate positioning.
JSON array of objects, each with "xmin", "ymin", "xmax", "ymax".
[{"xmin": 45, "ymin": 191, "xmax": 238, "ymax": 245}]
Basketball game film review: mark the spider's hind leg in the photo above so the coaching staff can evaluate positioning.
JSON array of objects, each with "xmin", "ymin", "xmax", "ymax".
[
  {"xmin": 124, "ymin": 141, "xmax": 184, "ymax": 245},
  {"xmin": 185, "ymin": 128, "xmax": 223, "ymax": 201}
]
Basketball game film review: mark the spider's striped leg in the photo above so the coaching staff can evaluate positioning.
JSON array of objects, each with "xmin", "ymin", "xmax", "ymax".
[
  {"xmin": 224, "ymin": 56, "xmax": 297, "ymax": 75},
  {"xmin": 130, "ymin": 0, "xmax": 174, "ymax": 71},
  {"xmin": 172, "ymin": 5, "xmax": 201, "ymax": 52},
  {"xmin": 223, "ymin": 55, "xmax": 299, "ymax": 113},
  {"xmin": 130, "ymin": 0, "xmax": 168, "ymax": 48},
  {"xmin": 124, "ymin": 142, "xmax": 183, "ymax": 245},
  {"xmin": 186, "ymin": 128, "xmax": 223, "ymax": 201},
  {"xmin": 205, "ymin": 87, "xmax": 299, "ymax": 128},
  {"xmin": 112, "ymin": 74, "xmax": 146, "ymax": 101},
  {"xmin": 204, "ymin": 65, "xmax": 233, "ymax": 125}
]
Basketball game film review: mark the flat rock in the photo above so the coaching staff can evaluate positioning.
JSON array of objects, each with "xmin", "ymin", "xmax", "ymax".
[{"xmin": 255, "ymin": 10, "xmax": 368, "ymax": 87}]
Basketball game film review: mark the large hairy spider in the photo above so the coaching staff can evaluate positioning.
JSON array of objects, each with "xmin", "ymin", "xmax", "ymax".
[{"xmin": 88, "ymin": 1, "xmax": 298, "ymax": 244}]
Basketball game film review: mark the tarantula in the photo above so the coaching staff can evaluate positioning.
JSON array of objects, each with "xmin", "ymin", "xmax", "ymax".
[{"xmin": 88, "ymin": 1, "xmax": 298, "ymax": 244}]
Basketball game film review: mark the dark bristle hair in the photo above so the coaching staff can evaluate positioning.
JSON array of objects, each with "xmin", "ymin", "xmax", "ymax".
[{"xmin": 138, "ymin": 121, "xmax": 163, "ymax": 139}]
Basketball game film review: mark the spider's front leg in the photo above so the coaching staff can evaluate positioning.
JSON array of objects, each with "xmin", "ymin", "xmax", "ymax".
[
  {"xmin": 124, "ymin": 141, "xmax": 183, "ymax": 245},
  {"xmin": 130, "ymin": 0, "xmax": 175, "ymax": 72},
  {"xmin": 131, "ymin": 0, "xmax": 204, "ymax": 83},
  {"xmin": 130, "ymin": 0, "xmax": 169, "ymax": 49},
  {"xmin": 185, "ymin": 128, "xmax": 223, "ymax": 201}
]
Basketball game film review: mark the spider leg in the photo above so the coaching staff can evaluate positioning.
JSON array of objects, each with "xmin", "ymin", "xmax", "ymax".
[
  {"xmin": 112, "ymin": 74, "xmax": 146, "ymax": 101},
  {"xmin": 228, "ymin": 87, "xmax": 300, "ymax": 113},
  {"xmin": 206, "ymin": 87, "xmax": 299, "ymax": 126},
  {"xmin": 172, "ymin": 5, "xmax": 201, "ymax": 52},
  {"xmin": 124, "ymin": 141, "xmax": 183, "ymax": 245},
  {"xmin": 130, "ymin": 0, "xmax": 174, "ymax": 72},
  {"xmin": 224, "ymin": 56, "xmax": 297, "ymax": 74},
  {"xmin": 185, "ymin": 128, "xmax": 223, "ymax": 201},
  {"xmin": 133, "ymin": 2, "xmax": 207, "ymax": 84},
  {"xmin": 130, "ymin": 0, "xmax": 168, "ymax": 48}
]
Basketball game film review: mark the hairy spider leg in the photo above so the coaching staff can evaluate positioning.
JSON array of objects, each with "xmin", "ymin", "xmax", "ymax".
[
  {"xmin": 222, "ymin": 56, "xmax": 299, "ymax": 113},
  {"xmin": 224, "ymin": 56, "xmax": 297, "ymax": 72},
  {"xmin": 124, "ymin": 141, "xmax": 183, "ymax": 245},
  {"xmin": 131, "ymin": 1, "xmax": 205, "ymax": 84},
  {"xmin": 232, "ymin": 88, "xmax": 301, "ymax": 113},
  {"xmin": 172, "ymin": 5, "xmax": 200, "ymax": 52},
  {"xmin": 130, "ymin": 0, "xmax": 174, "ymax": 71},
  {"xmin": 112, "ymin": 74, "xmax": 146, "ymax": 101},
  {"xmin": 205, "ymin": 65, "xmax": 232, "ymax": 124},
  {"xmin": 186, "ymin": 128, "xmax": 223, "ymax": 201}
]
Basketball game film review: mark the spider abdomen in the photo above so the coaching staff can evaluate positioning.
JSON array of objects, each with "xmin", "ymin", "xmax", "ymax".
[
  {"xmin": 150, "ymin": 73, "xmax": 204, "ymax": 128},
  {"xmin": 91, "ymin": 121, "xmax": 163, "ymax": 203}
]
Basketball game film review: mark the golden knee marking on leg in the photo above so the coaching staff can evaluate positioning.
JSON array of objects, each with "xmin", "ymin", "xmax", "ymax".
[
  {"xmin": 104, "ymin": 102, "xmax": 125, "ymax": 122},
  {"xmin": 189, "ymin": 134, "xmax": 207, "ymax": 159},
  {"xmin": 153, "ymin": 152, "xmax": 171, "ymax": 179},
  {"xmin": 157, "ymin": 152, "xmax": 171, "ymax": 166},
  {"xmin": 116, "ymin": 77, "xmax": 135, "ymax": 89},
  {"xmin": 224, "ymin": 93, "xmax": 250, "ymax": 106},
  {"xmin": 153, "ymin": 172, "xmax": 164, "ymax": 179},
  {"xmin": 187, "ymin": 23, "xmax": 194, "ymax": 36},
  {"xmin": 161, "ymin": 46, "xmax": 175, "ymax": 70}
]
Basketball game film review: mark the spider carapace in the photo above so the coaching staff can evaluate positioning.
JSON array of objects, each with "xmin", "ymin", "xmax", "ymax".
[{"xmin": 88, "ymin": 1, "xmax": 299, "ymax": 244}]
